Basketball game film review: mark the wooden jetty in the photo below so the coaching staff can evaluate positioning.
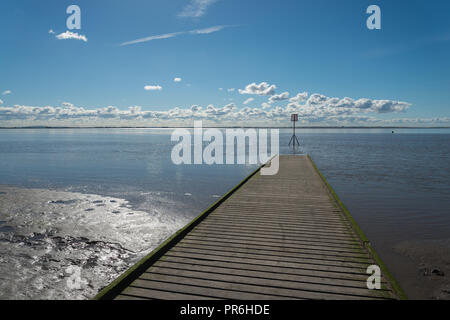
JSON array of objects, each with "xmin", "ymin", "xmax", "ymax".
[{"xmin": 95, "ymin": 155, "xmax": 405, "ymax": 300}]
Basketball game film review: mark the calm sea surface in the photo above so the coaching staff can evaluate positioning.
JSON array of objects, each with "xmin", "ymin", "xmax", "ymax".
[{"xmin": 0, "ymin": 128, "xmax": 449, "ymax": 299}]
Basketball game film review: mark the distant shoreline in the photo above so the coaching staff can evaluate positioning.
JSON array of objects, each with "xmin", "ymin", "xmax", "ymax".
[{"xmin": 1, "ymin": 126, "xmax": 450, "ymax": 129}]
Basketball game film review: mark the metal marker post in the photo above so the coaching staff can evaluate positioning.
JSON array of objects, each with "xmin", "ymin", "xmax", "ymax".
[{"xmin": 288, "ymin": 114, "xmax": 300, "ymax": 147}]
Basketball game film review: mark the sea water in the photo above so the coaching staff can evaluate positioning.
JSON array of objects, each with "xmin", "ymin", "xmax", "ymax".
[{"xmin": 0, "ymin": 128, "xmax": 449, "ymax": 299}]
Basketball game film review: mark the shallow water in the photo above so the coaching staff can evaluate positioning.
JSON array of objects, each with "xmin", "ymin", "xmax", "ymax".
[{"xmin": 0, "ymin": 128, "xmax": 449, "ymax": 299}]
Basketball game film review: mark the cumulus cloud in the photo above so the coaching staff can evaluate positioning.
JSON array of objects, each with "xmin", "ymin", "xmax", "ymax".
[
  {"xmin": 296, "ymin": 94, "xmax": 411, "ymax": 114},
  {"xmin": 243, "ymin": 98, "xmax": 254, "ymax": 105},
  {"xmin": 306, "ymin": 93, "xmax": 328, "ymax": 106},
  {"xmin": 269, "ymin": 92, "xmax": 289, "ymax": 103},
  {"xmin": 55, "ymin": 31, "xmax": 88, "ymax": 42},
  {"xmin": 0, "ymin": 99, "xmax": 3, "ymax": 105},
  {"xmin": 289, "ymin": 92, "xmax": 308, "ymax": 103},
  {"xmin": 0, "ymin": 82, "xmax": 419, "ymax": 128},
  {"xmin": 2, "ymin": 90, "xmax": 11, "ymax": 95},
  {"xmin": 62, "ymin": 102, "xmax": 75, "ymax": 108},
  {"xmin": 178, "ymin": 0, "xmax": 218, "ymax": 18},
  {"xmin": 0, "ymin": 92, "xmax": 415, "ymax": 127},
  {"xmin": 387, "ymin": 117, "xmax": 450, "ymax": 125},
  {"xmin": 174, "ymin": 77, "xmax": 182, "ymax": 82},
  {"xmin": 48, "ymin": 29, "xmax": 55, "ymax": 34},
  {"xmin": 120, "ymin": 25, "xmax": 232, "ymax": 46},
  {"xmin": 239, "ymin": 82, "xmax": 277, "ymax": 96},
  {"xmin": 144, "ymin": 85, "xmax": 163, "ymax": 91},
  {"xmin": 261, "ymin": 102, "xmax": 271, "ymax": 110}
]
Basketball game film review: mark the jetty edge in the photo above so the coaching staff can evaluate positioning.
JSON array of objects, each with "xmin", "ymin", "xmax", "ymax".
[
  {"xmin": 307, "ymin": 155, "xmax": 406, "ymax": 299},
  {"xmin": 94, "ymin": 162, "xmax": 265, "ymax": 300}
]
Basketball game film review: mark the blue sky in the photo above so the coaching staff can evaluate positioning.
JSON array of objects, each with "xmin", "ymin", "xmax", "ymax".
[{"xmin": 1, "ymin": 0, "xmax": 449, "ymax": 126}]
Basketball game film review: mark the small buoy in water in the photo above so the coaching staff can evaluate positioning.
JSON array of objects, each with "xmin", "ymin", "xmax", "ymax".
[{"xmin": 392, "ymin": 131, "xmax": 395, "ymax": 133}]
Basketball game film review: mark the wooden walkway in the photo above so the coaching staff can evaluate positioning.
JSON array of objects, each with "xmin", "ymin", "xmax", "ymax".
[{"xmin": 95, "ymin": 155, "xmax": 404, "ymax": 300}]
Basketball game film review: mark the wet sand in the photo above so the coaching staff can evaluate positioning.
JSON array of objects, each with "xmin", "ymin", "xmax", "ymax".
[
  {"xmin": 0, "ymin": 185, "xmax": 188, "ymax": 300},
  {"xmin": 391, "ymin": 239, "xmax": 450, "ymax": 299}
]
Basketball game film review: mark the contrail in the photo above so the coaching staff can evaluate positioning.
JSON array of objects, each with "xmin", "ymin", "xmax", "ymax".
[{"xmin": 120, "ymin": 25, "xmax": 234, "ymax": 46}]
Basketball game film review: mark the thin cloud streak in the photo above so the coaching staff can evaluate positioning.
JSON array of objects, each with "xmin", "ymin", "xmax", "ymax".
[
  {"xmin": 190, "ymin": 25, "xmax": 226, "ymax": 34},
  {"xmin": 120, "ymin": 25, "xmax": 233, "ymax": 46},
  {"xmin": 120, "ymin": 32, "xmax": 182, "ymax": 46},
  {"xmin": 178, "ymin": 0, "xmax": 218, "ymax": 18}
]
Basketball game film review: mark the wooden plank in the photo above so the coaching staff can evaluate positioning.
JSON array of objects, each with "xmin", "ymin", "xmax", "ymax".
[
  {"xmin": 186, "ymin": 230, "xmax": 361, "ymax": 249},
  {"xmin": 178, "ymin": 237, "xmax": 368, "ymax": 256},
  {"xmin": 193, "ymin": 224, "xmax": 354, "ymax": 244},
  {"xmin": 135, "ymin": 273, "xmax": 384, "ymax": 300},
  {"xmin": 203, "ymin": 216, "xmax": 352, "ymax": 232},
  {"xmin": 193, "ymin": 224, "xmax": 357, "ymax": 242},
  {"xmin": 192, "ymin": 225, "xmax": 360, "ymax": 245},
  {"xmin": 209, "ymin": 211, "xmax": 348, "ymax": 223},
  {"xmin": 188, "ymin": 220, "xmax": 356, "ymax": 239},
  {"xmin": 154, "ymin": 256, "xmax": 389, "ymax": 287},
  {"xmin": 121, "ymin": 286, "xmax": 220, "ymax": 300},
  {"xmin": 115, "ymin": 294, "xmax": 151, "ymax": 300},
  {"xmin": 168, "ymin": 247, "xmax": 370, "ymax": 274},
  {"xmin": 145, "ymin": 265, "xmax": 388, "ymax": 298},
  {"xmin": 127, "ymin": 279, "xmax": 298, "ymax": 300},
  {"xmin": 172, "ymin": 242, "xmax": 370, "ymax": 266},
  {"xmin": 162, "ymin": 253, "xmax": 383, "ymax": 283}
]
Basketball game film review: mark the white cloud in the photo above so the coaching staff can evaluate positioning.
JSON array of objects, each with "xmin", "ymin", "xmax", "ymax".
[
  {"xmin": 289, "ymin": 92, "xmax": 308, "ymax": 103},
  {"xmin": 243, "ymin": 98, "xmax": 254, "ymax": 105},
  {"xmin": 218, "ymin": 88, "xmax": 223, "ymax": 91},
  {"xmin": 174, "ymin": 77, "xmax": 182, "ymax": 83},
  {"xmin": 48, "ymin": 29, "xmax": 55, "ymax": 34},
  {"xmin": 0, "ymin": 82, "xmax": 417, "ymax": 127},
  {"xmin": 189, "ymin": 25, "xmax": 228, "ymax": 34},
  {"xmin": 144, "ymin": 85, "xmax": 163, "ymax": 91},
  {"xmin": 120, "ymin": 32, "xmax": 181, "ymax": 46},
  {"xmin": 191, "ymin": 105, "xmax": 201, "ymax": 112},
  {"xmin": 227, "ymin": 88, "xmax": 235, "ymax": 92},
  {"xmin": 62, "ymin": 102, "xmax": 75, "ymax": 108},
  {"xmin": 281, "ymin": 93, "xmax": 411, "ymax": 118},
  {"xmin": 305, "ymin": 93, "xmax": 328, "ymax": 106},
  {"xmin": 0, "ymin": 93, "xmax": 416, "ymax": 127},
  {"xmin": 178, "ymin": 0, "xmax": 218, "ymax": 18},
  {"xmin": 56, "ymin": 31, "xmax": 88, "ymax": 42},
  {"xmin": 0, "ymin": 99, "xmax": 3, "ymax": 105},
  {"xmin": 261, "ymin": 102, "xmax": 271, "ymax": 110},
  {"xmin": 269, "ymin": 92, "xmax": 289, "ymax": 103},
  {"xmin": 120, "ymin": 25, "xmax": 232, "ymax": 46},
  {"xmin": 239, "ymin": 82, "xmax": 277, "ymax": 96},
  {"xmin": 2, "ymin": 90, "xmax": 11, "ymax": 95}
]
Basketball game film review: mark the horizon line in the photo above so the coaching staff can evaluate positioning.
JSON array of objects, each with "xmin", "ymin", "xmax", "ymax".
[{"xmin": 1, "ymin": 126, "xmax": 449, "ymax": 129}]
